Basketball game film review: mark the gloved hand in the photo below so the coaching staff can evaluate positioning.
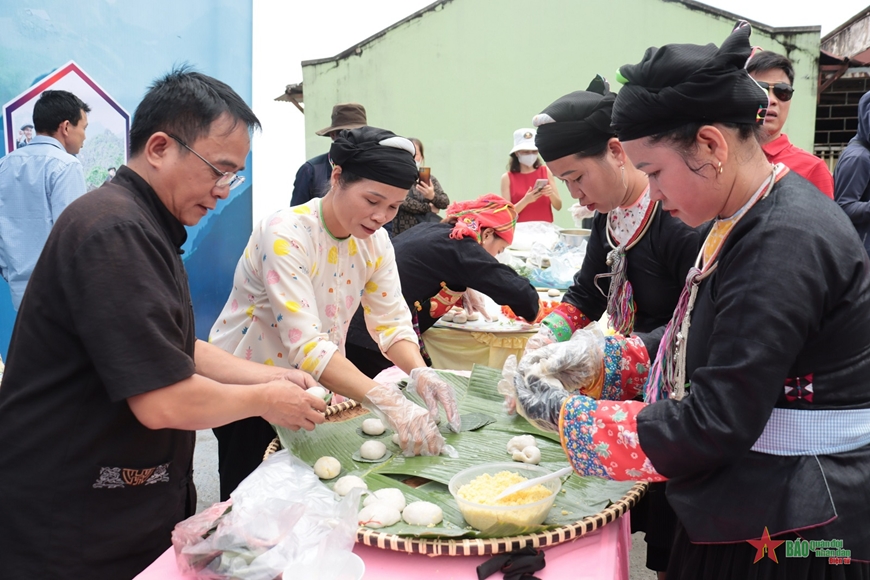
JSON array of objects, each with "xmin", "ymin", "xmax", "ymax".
[
  {"xmin": 514, "ymin": 369, "xmax": 570, "ymax": 432},
  {"xmin": 361, "ymin": 383, "xmax": 446, "ymax": 457},
  {"xmin": 408, "ymin": 367, "xmax": 461, "ymax": 433},
  {"xmin": 521, "ymin": 326, "xmax": 557, "ymax": 359},
  {"xmin": 518, "ymin": 326, "xmax": 605, "ymax": 396},
  {"xmin": 462, "ymin": 288, "xmax": 492, "ymax": 321},
  {"xmin": 517, "ymin": 326, "xmax": 649, "ymax": 401}
]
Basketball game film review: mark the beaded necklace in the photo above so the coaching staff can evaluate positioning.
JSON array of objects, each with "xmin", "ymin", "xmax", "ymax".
[
  {"xmin": 645, "ymin": 165, "xmax": 784, "ymax": 403},
  {"xmin": 593, "ymin": 187, "xmax": 657, "ymax": 335}
]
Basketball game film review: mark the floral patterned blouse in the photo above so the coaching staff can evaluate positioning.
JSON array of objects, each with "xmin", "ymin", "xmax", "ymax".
[{"xmin": 210, "ymin": 199, "xmax": 418, "ymax": 380}]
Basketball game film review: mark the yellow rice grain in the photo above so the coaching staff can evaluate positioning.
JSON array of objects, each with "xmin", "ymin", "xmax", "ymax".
[{"xmin": 457, "ymin": 471, "xmax": 551, "ymax": 506}]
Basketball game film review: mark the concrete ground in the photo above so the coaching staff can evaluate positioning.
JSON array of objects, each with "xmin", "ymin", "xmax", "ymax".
[{"xmin": 192, "ymin": 430, "xmax": 658, "ymax": 579}]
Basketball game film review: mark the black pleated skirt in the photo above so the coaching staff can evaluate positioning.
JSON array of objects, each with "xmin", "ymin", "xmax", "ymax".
[{"xmin": 668, "ymin": 522, "xmax": 870, "ymax": 580}]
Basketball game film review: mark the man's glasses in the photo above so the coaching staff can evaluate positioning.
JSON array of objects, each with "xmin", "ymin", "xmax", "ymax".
[
  {"xmin": 168, "ymin": 134, "xmax": 245, "ymax": 190},
  {"xmin": 756, "ymin": 81, "xmax": 794, "ymax": 102}
]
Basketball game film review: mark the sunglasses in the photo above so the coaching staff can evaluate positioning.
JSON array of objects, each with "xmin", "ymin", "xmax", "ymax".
[{"xmin": 756, "ymin": 81, "xmax": 794, "ymax": 102}]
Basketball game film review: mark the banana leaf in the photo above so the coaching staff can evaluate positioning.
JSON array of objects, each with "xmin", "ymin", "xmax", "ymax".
[{"xmin": 275, "ymin": 365, "xmax": 636, "ymax": 539}]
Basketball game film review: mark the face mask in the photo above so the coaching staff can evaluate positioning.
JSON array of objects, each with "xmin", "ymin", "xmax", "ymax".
[
  {"xmin": 415, "ymin": 161, "xmax": 423, "ymax": 170},
  {"xmin": 517, "ymin": 154, "xmax": 537, "ymax": 167}
]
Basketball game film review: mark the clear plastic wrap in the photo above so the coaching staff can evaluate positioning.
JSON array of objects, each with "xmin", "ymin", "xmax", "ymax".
[
  {"xmin": 509, "ymin": 221, "xmax": 562, "ymax": 252},
  {"xmin": 361, "ymin": 383, "xmax": 457, "ymax": 458},
  {"xmin": 171, "ymin": 450, "xmax": 361, "ymax": 579},
  {"xmin": 519, "ymin": 324, "xmax": 605, "ymax": 397},
  {"xmin": 408, "ymin": 367, "xmax": 462, "ymax": 433}
]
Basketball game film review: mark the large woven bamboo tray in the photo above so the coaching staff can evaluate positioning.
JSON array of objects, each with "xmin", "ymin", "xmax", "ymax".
[{"xmin": 264, "ymin": 369, "xmax": 647, "ymax": 557}]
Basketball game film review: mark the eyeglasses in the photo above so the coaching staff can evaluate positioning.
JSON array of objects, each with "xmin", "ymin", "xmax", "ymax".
[
  {"xmin": 168, "ymin": 134, "xmax": 245, "ymax": 190},
  {"xmin": 756, "ymin": 81, "xmax": 794, "ymax": 102}
]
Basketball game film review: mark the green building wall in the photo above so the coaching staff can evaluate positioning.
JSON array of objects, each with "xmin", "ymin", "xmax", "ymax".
[{"xmin": 301, "ymin": 0, "xmax": 821, "ymax": 228}]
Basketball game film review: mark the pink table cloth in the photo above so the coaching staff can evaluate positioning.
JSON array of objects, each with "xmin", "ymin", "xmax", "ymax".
[{"xmin": 134, "ymin": 513, "xmax": 630, "ymax": 580}]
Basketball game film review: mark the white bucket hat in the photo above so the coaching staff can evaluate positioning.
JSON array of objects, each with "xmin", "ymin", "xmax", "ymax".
[{"xmin": 510, "ymin": 128, "xmax": 538, "ymax": 154}]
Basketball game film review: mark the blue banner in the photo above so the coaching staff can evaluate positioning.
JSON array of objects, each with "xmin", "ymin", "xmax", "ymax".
[{"xmin": 0, "ymin": 0, "xmax": 254, "ymax": 358}]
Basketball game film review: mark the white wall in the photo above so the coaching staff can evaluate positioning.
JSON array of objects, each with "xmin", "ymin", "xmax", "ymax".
[{"xmin": 250, "ymin": 0, "xmax": 432, "ymax": 224}]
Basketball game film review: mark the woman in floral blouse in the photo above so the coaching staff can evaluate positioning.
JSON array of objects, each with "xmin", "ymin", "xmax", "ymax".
[{"xmin": 210, "ymin": 127, "xmax": 459, "ymax": 499}]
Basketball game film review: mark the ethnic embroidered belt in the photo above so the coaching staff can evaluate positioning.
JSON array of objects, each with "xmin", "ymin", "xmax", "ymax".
[{"xmin": 750, "ymin": 407, "xmax": 870, "ymax": 456}]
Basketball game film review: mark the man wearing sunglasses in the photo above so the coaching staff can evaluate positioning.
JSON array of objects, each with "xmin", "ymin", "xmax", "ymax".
[
  {"xmin": 747, "ymin": 50, "xmax": 834, "ymax": 198},
  {"xmin": 0, "ymin": 68, "xmax": 328, "ymax": 579}
]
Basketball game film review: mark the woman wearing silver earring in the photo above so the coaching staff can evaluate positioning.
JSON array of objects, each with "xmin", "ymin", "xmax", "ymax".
[{"xmin": 510, "ymin": 75, "xmax": 703, "ymax": 578}]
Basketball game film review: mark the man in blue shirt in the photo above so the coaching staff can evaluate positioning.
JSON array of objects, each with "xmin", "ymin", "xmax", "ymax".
[{"xmin": 0, "ymin": 89, "xmax": 90, "ymax": 309}]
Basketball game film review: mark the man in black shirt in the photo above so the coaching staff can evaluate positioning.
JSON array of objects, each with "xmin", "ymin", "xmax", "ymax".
[{"xmin": 0, "ymin": 68, "xmax": 326, "ymax": 579}]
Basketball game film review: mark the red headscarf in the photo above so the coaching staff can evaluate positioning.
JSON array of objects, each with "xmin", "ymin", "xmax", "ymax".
[{"xmin": 446, "ymin": 194, "xmax": 518, "ymax": 245}]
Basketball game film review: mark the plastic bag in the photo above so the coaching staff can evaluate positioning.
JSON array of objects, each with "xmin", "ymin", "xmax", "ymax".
[
  {"xmin": 497, "ymin": 354, "xmax": 520, "ymax": 414},
  {"xmin": 510, "ymin": 221, "xmax": 562, "ymax": 252},
  {"xmin": 527, "ymin": 244, "xmax": 586, "ymax": 290},
  {"xmin": 172, "ymin": 449, "xmax": 361, "ymax": 579}
]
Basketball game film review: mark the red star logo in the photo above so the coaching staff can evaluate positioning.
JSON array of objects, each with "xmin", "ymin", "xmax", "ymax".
[{"xmin": 746, "ymin": 527, "xmax": 785, "ymax": 563}]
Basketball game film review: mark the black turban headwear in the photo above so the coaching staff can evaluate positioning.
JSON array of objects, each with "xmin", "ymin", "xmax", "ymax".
[
  {"xmin": 611, "ymin": 22, "xmax": 768, "ymax": 142},
  {"xmin": 329, "ymin": 126, "xmax": 418, "ymax": 190},
  {"xmin": 533, "ymin": 75, "xmax": 617, "ymax": 163}
]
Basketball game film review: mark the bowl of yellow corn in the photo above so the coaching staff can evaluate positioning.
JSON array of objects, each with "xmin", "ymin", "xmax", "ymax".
[{"xmin": 448, "ymin": 463, "xmax": 561, "ymax": 534}]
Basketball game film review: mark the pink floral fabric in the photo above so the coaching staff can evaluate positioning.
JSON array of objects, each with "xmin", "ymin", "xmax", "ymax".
[
  {"xmin": 559, "ymin": 395, "xmax": 666, "ymax": 482},
  {"xmin": 601, "ymin": 334, "xmax": 649, "ymax": 400}
]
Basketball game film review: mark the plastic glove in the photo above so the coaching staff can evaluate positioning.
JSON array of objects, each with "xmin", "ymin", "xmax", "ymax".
[
  {"xmin": 522, "ymin": 326, "xmax": 557, "ymax": 359},
  {"xmin": 518, "ymin": 327, "xmax": 606, "ymax": 398},
  {"xmin": 408, "ymin": 367, "xmax": 461, "ymax": 433},
  {"xmin": 462, "ymin": 289, "xmax": 492, "ymax": 321},
  {"xmin": 570, "ymin": 202, "xmax": 595, "ymax": 224},
  {"xmin": 514, "ymin": 369, "xmax": 570, "ymax": 432},
  {"xmin": 497, "ymin": 355, "xmax": 520, "ymax": 415},
  {"xmin": 361, "ymin": 383, "xmax": 446, "ymax": 456},
  {"xmin": 519, "ymin": 328, "xmax": 650, "ymax": 401}
]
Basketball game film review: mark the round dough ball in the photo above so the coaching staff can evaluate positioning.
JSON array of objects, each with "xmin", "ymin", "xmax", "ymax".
[
  {"xmin": 306, "ymin": 386, "xmax": 329, "ymax": 400},
  {"xmin": 511, "ymin": 445, "xmax": 542, "ymax": 465},
  {"xmin": 441, "ymin": 312, "xmax": 454, "ymax": 322},
  {"xmin": 363, "ymin": 488, "xmax": 406, "ymax": 512},
  {"xmin": 391, "ymin": 433, "xmax": 400, "ymax": 446},
  {"xmin": 334, "ymin": 475, "xmax": 368, "ymax": 496},
  {"xmin": 507, "ymin": 435, "xmax": 537, "ymax": 454},
  {"xmin": 313, "ymin": 456, "xmax": 341, "ymax": 480},
  {"xmin": 402, "ymin": 501, "xmax": 443, "ymax": 526},
  {"xmin": 466, "ymin": 312, "xmax": 480, "ymax": 322},
  {"xmin": 361, "ymin": 418, "xmax": 386, "ymax": 436},
  {"xmin": 548, "ymin": 288, "xmax": 561, "ymax": 297},
  {"xmin": 360, "ymin": 440, "xmax": 387, "ymax": 460},
  {"xmin": 358, "ymin": 503, "xmax": 401, "ymax": 529},
  {"xmin": 452, "ymin": 313, "xmax": 468, "ymax": 324}
]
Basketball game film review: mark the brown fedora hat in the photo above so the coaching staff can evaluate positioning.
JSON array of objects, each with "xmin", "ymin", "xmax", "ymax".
[{"xmin": 315, "ymin": 103, "xmax": 368, "ymax": 136}]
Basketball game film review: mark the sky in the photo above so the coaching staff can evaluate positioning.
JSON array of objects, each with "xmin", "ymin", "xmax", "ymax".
[{"xmin": 250, "ymin": 0, "xmax": 869, "ymax": 221}]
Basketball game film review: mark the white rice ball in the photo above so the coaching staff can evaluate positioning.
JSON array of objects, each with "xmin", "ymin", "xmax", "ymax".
[
  {"xmin": 358, "ymin": 503, "xmax": 401, "ymax": 528},
  {"xmin": 511, "ymin": 446, "xmax": 542, "ymax": 464},
  {"xmin": 362, "ymin": 418, "xmax": 386, "ymax": 436},
  {"xmin": 507, "ymin": 435, "xmax": 537, "ymax": 454},
  {"xmin": 313, "ymin": 456, "xmax": 341, "ymax": 479},
  {"xmin": 363, "ymin": 488, "xmax": 406, "ymax": 512},
  {"xmin": 306, "ymin": 386, "xmax": 329, "ymax": 400},
  {"xmin": 360, "ymin": 440, "xmax": 387, "ymax": 460},
  {"xmin": 333, "ymin": 475, "xmax": 367, "ymax": 496},
  {"xmin": 402, "ymin": 501, "xmax": 443, "ymax": 526}
]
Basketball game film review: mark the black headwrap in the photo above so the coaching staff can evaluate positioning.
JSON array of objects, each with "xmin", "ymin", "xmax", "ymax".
[
  {"xmin": 611, "ymin": 22, "xmax": 768, "ymax": 141},
  {"xmin": 329, "ymin": 126, "xmax": 418, "ymax": 189},
  {"xmin": 533, "ymin": 75, "xmax": 616, "ymax": 162}
]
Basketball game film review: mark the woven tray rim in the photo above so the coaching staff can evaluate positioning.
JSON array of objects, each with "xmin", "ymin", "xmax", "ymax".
[{"xmin": 263, "ymin": 400, "xmax": 647, "ymax": 556}]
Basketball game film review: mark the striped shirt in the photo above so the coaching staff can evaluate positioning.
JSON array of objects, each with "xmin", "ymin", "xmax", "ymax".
[{"xmin": 0, "ymin": 135, "xmax": 86, "ymax": 309}]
